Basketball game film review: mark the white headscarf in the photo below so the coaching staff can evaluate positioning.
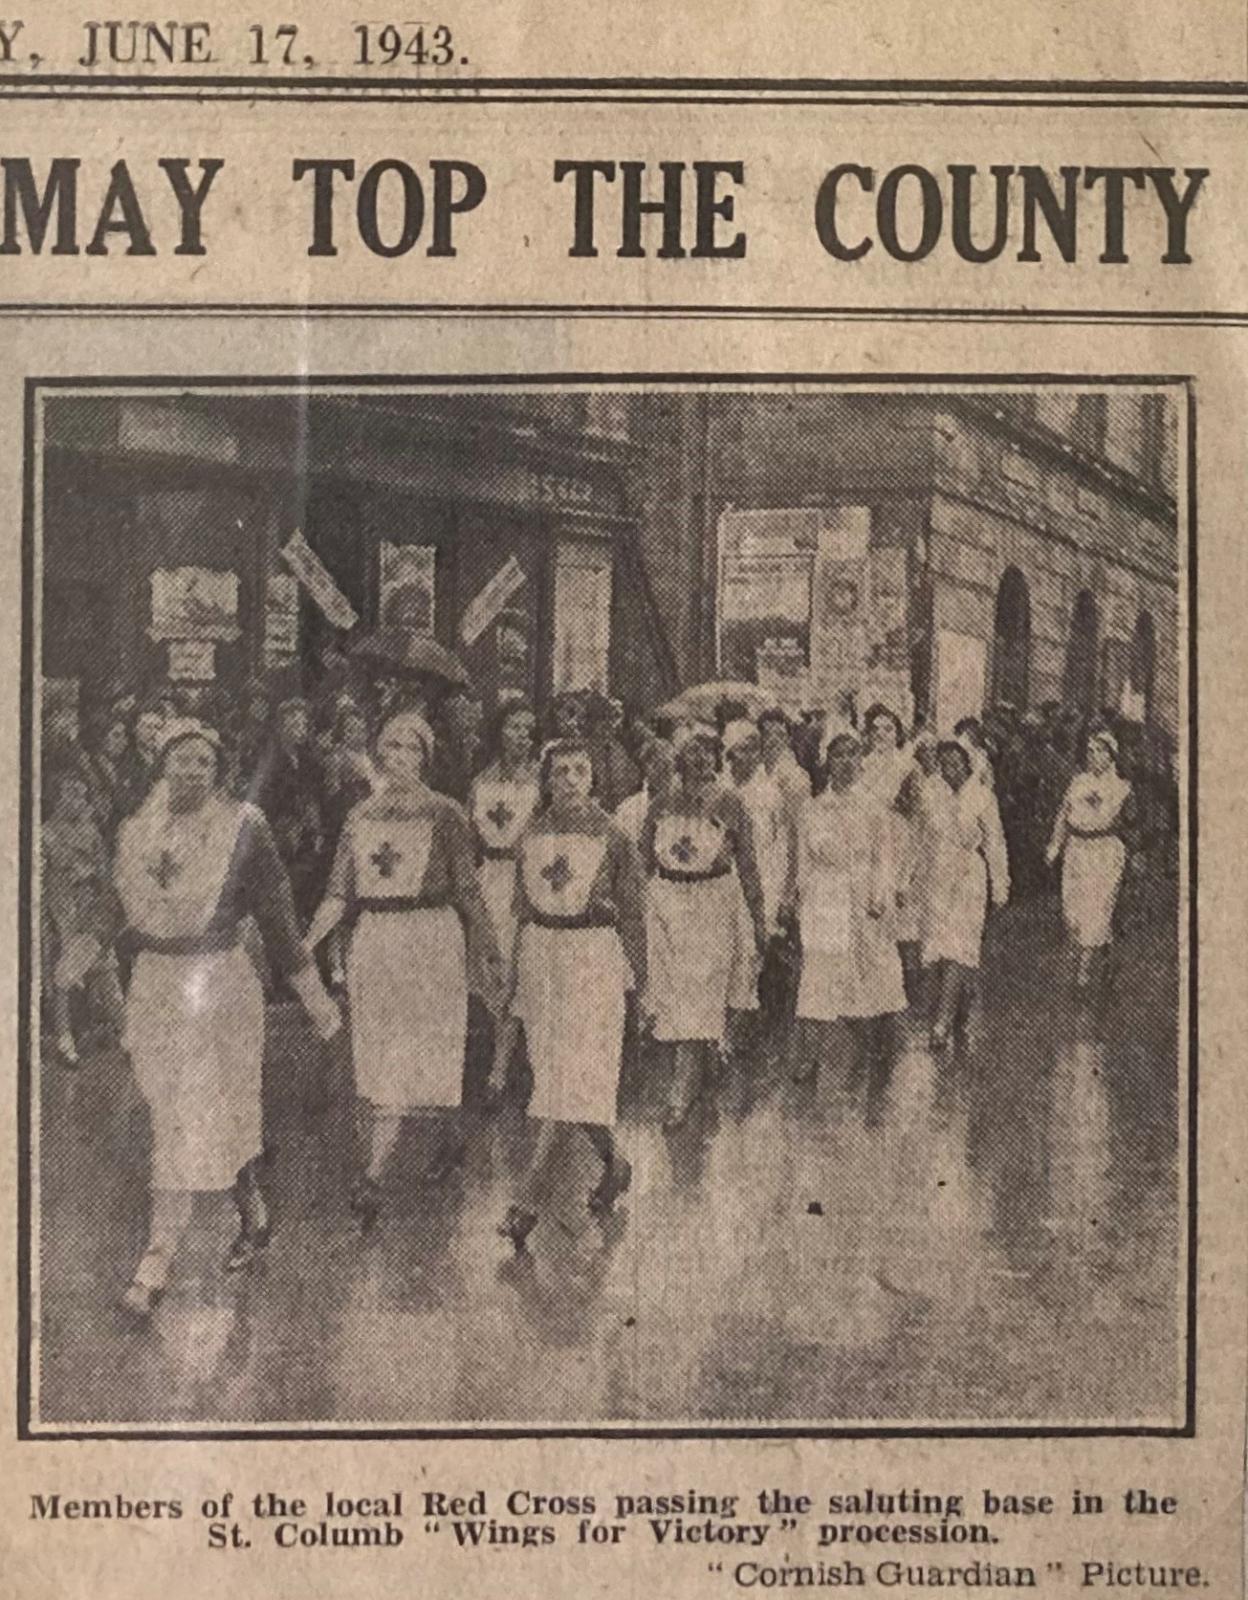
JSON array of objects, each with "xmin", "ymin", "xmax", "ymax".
[
  {"xmin": 722, "ymin": 718, "xmax": 758, "ymax": 755},
  {"xmin": 377, "ymin": 708, "xmax": 435, "ymax": 765}
]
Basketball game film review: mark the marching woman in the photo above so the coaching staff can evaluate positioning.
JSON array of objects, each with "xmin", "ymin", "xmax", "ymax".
[
  {"xmin": 1045, "ymin": 727, "xmax": 1136, "ymax": 989},
  {"xmin": 306, "ymin": 710, "xmax": 503, "ymax": 1231},
  {"xmin": 921, "ymin": 739, "xmax": 1011, "ymax": 1051},
  {"xmin": 860, "ymin": 704, "xmax": 920, "ymax": 1000},
  {"xmin": 640, "ymin": 726, "xmax": 766, "ymax": 1128},
  {"xmin": 723, "ymin": 718, "xmax": 795, "ymax": 1053},
  {"xmin": 494, "ymin": 738, "xmax": 646, "ymax": 1250},
  {"xmin": 787, "ymin": 732, "xmax": 908, "ymax": 1086},
  {"xmin": 114, "ymin": 719, "xmax": 341, "ymax": 1320},
  {"xmin": 469, "ymin": 699, "xmax": 541, "ymax": 1082},
  {"xmin": 895, "ymin": 729, "xmax": 944, "ymax": 999}
]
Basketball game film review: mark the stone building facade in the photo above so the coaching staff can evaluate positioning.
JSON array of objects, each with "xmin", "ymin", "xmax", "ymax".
[{"xmin": 618, "ymin": 387, "xmax": 1181, "ymax": 735}]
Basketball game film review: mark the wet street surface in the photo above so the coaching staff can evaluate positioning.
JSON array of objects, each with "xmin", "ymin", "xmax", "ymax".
[{"xmin": 35, "ymin": 892, "xmax": 1183, "ymax": 1429}]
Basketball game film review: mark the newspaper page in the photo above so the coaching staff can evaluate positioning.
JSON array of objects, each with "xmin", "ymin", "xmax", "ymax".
[{"xmin": 2, "ymin": 2, "xmax": 1244, "ymax": 1598}]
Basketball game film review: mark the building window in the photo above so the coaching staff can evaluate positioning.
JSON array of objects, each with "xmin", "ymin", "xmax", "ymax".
[
  {"xmin": 1063, "ymin": 588, "xmax": 1100, "ymax": 713},
  {"xmin": 1139, "ymin": 395, "xmax": 1168, "ymax": 491},
  {"xmin": 991, "ymin": 566, "xmax": 1031, "ymax": 710},
  {"xmin": 1072, "ymin": 394, "xmax": 1108, "ymax": 457},
  {"xmin": 1129, "ymin": 610, "xmax": 1157, "ymax": 722}
]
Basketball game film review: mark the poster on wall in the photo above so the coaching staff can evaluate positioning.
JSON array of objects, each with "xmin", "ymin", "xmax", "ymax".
[
  {"xmin": 379, "ymin": 542, "xmax": 437, "ymax": 633},
  {"xmin": 717, "ymin": 508, "xmax": 817, "ymax": 684},
  {"xmin": 263, "ymin": 572, "xmax": 300, "ymax": 669},
  {"xmin": 147, "ymin": 566, "xmax": 240, "ymax": 642},
  {"xmin": 809, "ymin": 506, "xmax": 871, "ymax": 710},
  {"xmin": 167, "ymin": 639, "xmax": 218, "ymax": 682},
  {"xmin": 552, "ymin": 542, "xmax": 612, "ymax": 693}
]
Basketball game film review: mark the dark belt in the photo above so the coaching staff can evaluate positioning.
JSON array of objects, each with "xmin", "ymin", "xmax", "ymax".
[
  {"xmin": 356, "ymin": 896, "xmax": 452, "ymax": 915},
  {"xmin": 480, "ymin": 845, "xmax": 517, "ymax": 861},
  {"xmin": 525, "ymin": 909, "xmax": 617, "ymax": 931},
  {"xmin": 133, "ymin": 926, "xmax": 241, "ymax": 957},
  {"xmin": 655, "ymin": 862, "xmax": 732, "ymax": 885}
]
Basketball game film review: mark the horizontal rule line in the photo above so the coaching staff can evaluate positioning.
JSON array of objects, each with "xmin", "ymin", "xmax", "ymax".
[
  {"xmin": 2, "ymin": 92, "xmax": 1245, "ymax": 109},
  {"xmin": 0, "ymin": 72, "xmax": 1244, "ymax": 93},
  {"xmin": 0, "ymin": 303, "xmax": 1245, "ymax": 325},
  {"xmin": 0, "ymin": 76, "xmax": 1243, "ymax": 110}
]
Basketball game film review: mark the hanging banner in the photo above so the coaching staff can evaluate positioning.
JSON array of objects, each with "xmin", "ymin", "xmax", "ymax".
[
  {"xmin": 460, "ymin": 555, "xmax": 528, "ymax": 647},
  {"xmin": 279, "ymin": 530, "xmax": 359, "ymax": 631}
]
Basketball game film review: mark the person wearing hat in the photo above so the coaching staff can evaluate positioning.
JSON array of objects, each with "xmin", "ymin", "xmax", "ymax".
[
  {"xmin": 307, "ymin": 709, "xmax": 503, "ymax": 1229},
  {"xmin": 921, "ymin": 739, "xmax": 1011, "ymax": 1050},
  {"xmin": 639, "ymin": 725, "xmax": 767, "ymax": 1128},
  {"xmin": 786, "ymin": 732, "xmax": 908, "ymax": 1089},
  {"xmin": 1045, "ymin": 727, "xmax": 1136, "ymax": 990},
  {"xmin": 112, "ymin": 719, "xmax": 341, "ymax": 1319}
]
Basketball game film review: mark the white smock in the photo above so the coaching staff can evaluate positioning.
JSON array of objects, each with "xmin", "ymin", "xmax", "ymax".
[
  {"xmin": 514, "ymin": 830, "xmax": 629, "ymax": 1127},
  {"xmin": 115, "ymin": 794, "xmax": 262, "ymax": 1192},
  {"xmin": 920, "ymin": 778, "xmax": 1011, "ymax": 970},
  {"xmin": 796, "ymin": 788, "xmax": 907, "ymax": 1021},
  {"xmin": 345, "ymin": 814, "xmax": 467, "ymax": 1112},
  {"xmin": 1052, "ymin": 771, "xmax": 1131, "ymax": 948}
]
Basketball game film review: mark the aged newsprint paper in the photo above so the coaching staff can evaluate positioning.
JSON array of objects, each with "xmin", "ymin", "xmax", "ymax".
[{"xmin": 1, "ymin": 1, "xmax": 1245, "ymax": 1597}]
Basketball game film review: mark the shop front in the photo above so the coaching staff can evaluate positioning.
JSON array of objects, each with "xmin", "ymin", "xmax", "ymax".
[{"xmin": 41, "ymin": 392, "xmax": 638, "ymax": 726}]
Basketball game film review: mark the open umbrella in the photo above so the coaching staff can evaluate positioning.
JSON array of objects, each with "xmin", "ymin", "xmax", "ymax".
[
  {"xmin": 348, "ymin": 626, "xmax": 472, "ymax": 691},
  {"xmin": 657, "ymin": 679, "xmax": 779, "ymax": 723}
]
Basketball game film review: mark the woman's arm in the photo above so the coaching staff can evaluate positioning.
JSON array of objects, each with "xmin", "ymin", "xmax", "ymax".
[
  {"xmin": 305, "ymin": 820, "xmax": 354, "ymax": 948},
  {"xmin": 982, "ymin": 792, "xmax": 1011, "ymax": 908},
  {"xmin": 444, "ymin": 804, "xmax": 502, "ymax": 980},
  {"xmin": 1045, "ymin": 781, "xmax": 1072, "ymax": 866},
  {"xmin": 608, "ymin": 825, "xmax": 647, "ymax": 996},
  {"xmin": 726, "ymin": 792, "xmax": 767, "ymax": 949}
]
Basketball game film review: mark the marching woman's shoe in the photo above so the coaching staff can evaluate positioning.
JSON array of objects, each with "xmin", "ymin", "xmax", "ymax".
[
  {"xmin": 225, "ymin": 1160, "xmax": 272, "ymax": 1272},
  {"xmin": 588, "ymin": 1155, "xmax": 633, "ymax": 1216},
  {"xmin": 497, "ymin": 1204, "xmax": 539, "ymax": 1251},
  {"xmin": 349, "ymin": 1175, "xmax": 383, "ymax": 1236},
  {"xmin": 118, "ymin": 1247, "xmax": 171, "ymax": 1321}
]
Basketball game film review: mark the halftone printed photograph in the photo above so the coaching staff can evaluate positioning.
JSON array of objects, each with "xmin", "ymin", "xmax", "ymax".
[{"xmin": 23, "ymin": 379, "xmax": 1188, "ymax": 1434}]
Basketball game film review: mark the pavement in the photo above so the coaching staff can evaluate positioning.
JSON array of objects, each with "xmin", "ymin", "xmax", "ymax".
[{"xmin": 33, "ymin": 888, "xmax": 1183, "ymax": 1429}]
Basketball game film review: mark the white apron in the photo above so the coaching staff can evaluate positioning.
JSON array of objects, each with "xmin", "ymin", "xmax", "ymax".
[
  {"xmin": 647, "ymin": 813, "xmax": 737, "ymax": 1043},
  {"xmin": 514, "ymin": 832, "xmax": 628, "ymax": 1127},
  {"xmin": 346, "ymin": 816, "xmax": 467, "ymax": 1111},
  {"xmin": 1060, "ymin": 775, "xmax": 1130, "ymax": 948},
  {"xmin": 115, "ymin": 796, "xmax": 260, "ymax": 1192},
  {"xmin": 471, "ymin": 773, "xmax": 539, "ymax": 974}
]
